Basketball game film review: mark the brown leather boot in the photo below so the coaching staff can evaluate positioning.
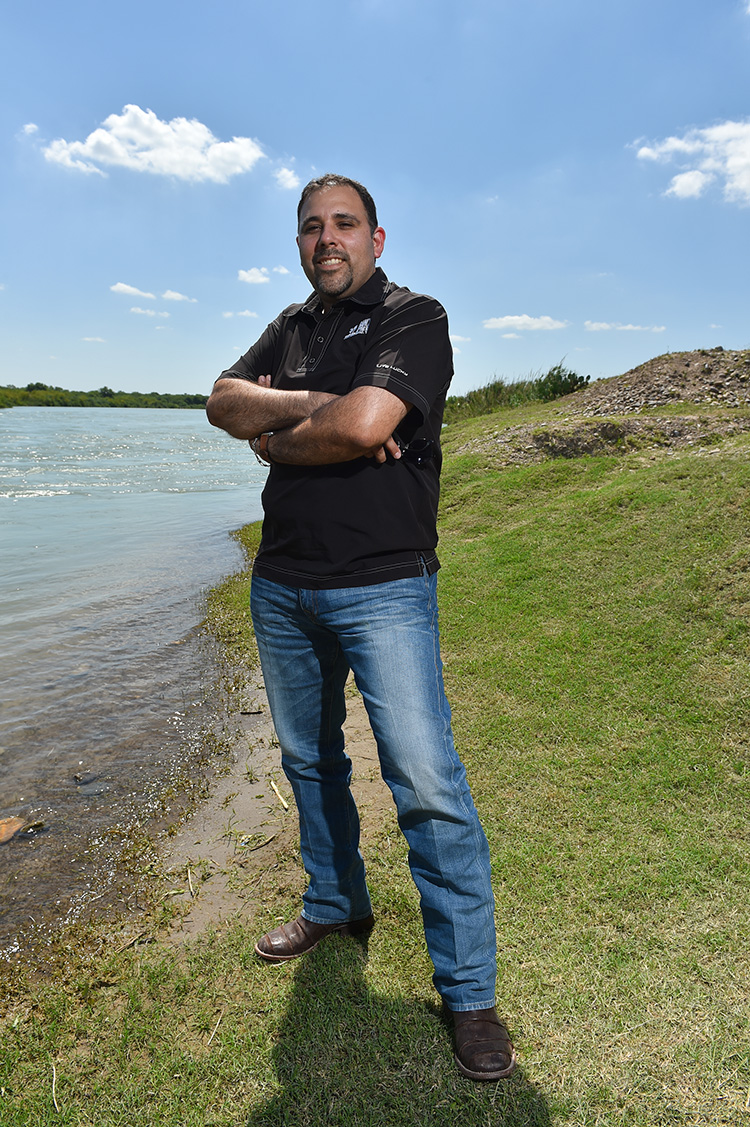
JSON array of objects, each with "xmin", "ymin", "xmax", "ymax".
[
  {"xmin": 254, "ymin": 913, "xmax": 375, "ymax": 962},
  {"xmin": 451, "ymin": 1006, "xmax": 517, "ymax": 1080}
]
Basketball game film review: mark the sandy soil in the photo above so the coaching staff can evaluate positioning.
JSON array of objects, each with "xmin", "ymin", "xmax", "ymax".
[{"xmin": 162, "ymin": 674, "xmax": 392, "ymax": 942}]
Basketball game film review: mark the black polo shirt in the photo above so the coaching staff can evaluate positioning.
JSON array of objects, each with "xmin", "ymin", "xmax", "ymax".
[{"xmin": 218, "ymin": 268, "xmax": 453, "ymax": 589}]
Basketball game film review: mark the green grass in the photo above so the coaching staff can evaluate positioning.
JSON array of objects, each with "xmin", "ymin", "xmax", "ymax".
[{"xmin": 1, "ymin": 420, "xmax": 749, "ymax": 1125}]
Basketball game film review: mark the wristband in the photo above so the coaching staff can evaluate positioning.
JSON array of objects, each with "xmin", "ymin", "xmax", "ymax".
[{"xmin": 250, "ymin": 432, "xmax": 274, "ymax": 465}]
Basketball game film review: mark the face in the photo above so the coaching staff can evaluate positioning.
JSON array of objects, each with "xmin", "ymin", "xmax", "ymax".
[{"xmin": 297, "ymin": 185, "xmax": 385, "ymax": 309}]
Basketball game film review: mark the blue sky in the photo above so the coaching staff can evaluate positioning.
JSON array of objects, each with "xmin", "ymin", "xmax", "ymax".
[{"xmin": 2, "ymin": 0, "xmax": 750, "ymax": 397}]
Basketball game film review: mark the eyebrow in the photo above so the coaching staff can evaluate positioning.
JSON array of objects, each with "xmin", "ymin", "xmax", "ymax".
[{"xmin": 300, "ymin": 210, "xmax": 362, "ymax": 228}]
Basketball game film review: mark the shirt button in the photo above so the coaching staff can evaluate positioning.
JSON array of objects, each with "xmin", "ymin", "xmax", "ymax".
[{"xmin": 317, "ymin": 336, "xmax": 324, "ymax": 342}]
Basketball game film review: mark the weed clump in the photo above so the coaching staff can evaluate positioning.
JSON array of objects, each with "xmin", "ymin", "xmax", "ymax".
[
  {"xmin": 535, "ymin": 361, "xmax": 590, "ymax": 401},
  {"xmin": 444, "ymin": 361, "xmax": 589, "ymax": 424}
]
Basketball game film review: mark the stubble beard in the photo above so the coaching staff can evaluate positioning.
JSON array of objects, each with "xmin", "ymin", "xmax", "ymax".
[{"xmin": 313, "ymin": 260, "xmax": 354, "ymax": 301}]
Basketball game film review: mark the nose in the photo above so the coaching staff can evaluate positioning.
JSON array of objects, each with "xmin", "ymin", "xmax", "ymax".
[{"xmin": 316, "ymin": 221, "xmax": 338, "ymax": 247}]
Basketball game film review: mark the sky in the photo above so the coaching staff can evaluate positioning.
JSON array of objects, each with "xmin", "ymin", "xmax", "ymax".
[{"xmin": 2, "ymin": 0, "xmax": 750, "ymax": 398}]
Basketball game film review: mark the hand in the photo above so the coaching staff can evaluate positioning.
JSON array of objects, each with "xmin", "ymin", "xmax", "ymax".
[
  {"xmin": 365, "ymin": 435, "xmax": 402, "ymax": 464},
  {"xmin": 257, "ymin": 374, "xmax": 272, "ymax": 388}
]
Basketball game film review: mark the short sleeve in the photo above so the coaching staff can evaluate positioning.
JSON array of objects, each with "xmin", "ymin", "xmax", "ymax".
[
  {"xmin": 351, "ymin": 292, "xmax": 453, "ymax": 424},
  {"xmin": 214, "ymin": 313, "xmax": 284, "ymax": 384}
]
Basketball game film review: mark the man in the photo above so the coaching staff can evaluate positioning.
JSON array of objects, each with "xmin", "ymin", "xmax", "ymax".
[{"xmin": 206, "ymin": 174, "xmax": 515, "ymax": 1081}]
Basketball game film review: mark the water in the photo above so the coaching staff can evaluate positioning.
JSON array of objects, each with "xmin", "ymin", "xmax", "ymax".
[{"xmin": 0, "ymin": 408, "xmax": 266, "ymax": 953}]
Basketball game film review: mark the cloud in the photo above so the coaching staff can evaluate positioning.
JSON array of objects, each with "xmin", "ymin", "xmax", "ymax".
[
  {"xmin": 43, "ymin": 105, "xmax": 266, "ymax": 184},
  {"xmin": 238, "ymin": 267, "xmax": 270, "ymax": 284},
  {"xmin": 82, "ymin": 337, "xmax": 106, "ymax": 342},
  {"xmin": 502, "ymin": 333, "xmax": 521, "ymax": 339},
  {"xmin": 584, "ymin": 320, "xmax": 666, "ymax": 332},
  {"xmin": 483, "ymin": 314, "xmax": 568, "ymax": 331},
  {"xmin": 222, "ymin": 310, "xmax": 259, "ymax": 318},
  {"xmin": 636, "ymin": 119, "xmax": 750, "ymax": 205},
  {"xmin": 162, "ymin": 289, "xmax": 197, "ymax": 302},
  {"xmin": 665, "ymin": 170, "xmax": 713, "ymax": 199},
  {"xmin": 273, "ymin": 265, "xmax": 290, "ymax": 275},
  {"xmin": 111, "ymin": 282, "xmax": 155, "ymax": 298},
  {"xmin": 22, "ymin": 123, "xmax": 38, "ymax": 135},
  {"xmin": 450, "ymin": 334, "xmax": 471, "ymax": 342},
  {"xmin": 275, "ymin": 167, "xmax": 300, "ymax": 190},
  {"xmin": 130, "ymin": 307, "xmax": 169, "ymax": 318}
]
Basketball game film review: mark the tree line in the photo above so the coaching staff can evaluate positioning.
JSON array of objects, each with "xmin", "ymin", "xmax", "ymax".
[{"xmin": 0, "ymin": 383, "xmax": 208, "ymax": 410}]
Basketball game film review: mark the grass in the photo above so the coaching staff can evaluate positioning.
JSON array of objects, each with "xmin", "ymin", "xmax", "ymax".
[
  {"xmin": 442, "ymin": 363, "xmax": 589, "ymax": 426},
  {"xmin": 1, "ymin": 410, "xmax": 749, "ymax": 1125}
]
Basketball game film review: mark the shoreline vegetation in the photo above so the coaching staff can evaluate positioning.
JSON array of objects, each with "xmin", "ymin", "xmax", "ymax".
[
  {"xmin": 2, "ymin": 351, "xmax": 749, "ymax": 1125},
  {"xmin": 0, "ymin": 361, "xmax": 587, "ymax": 414},
  {"xmin": 0, "ymin": 383, "xmax": 208, "ymax": 409}
]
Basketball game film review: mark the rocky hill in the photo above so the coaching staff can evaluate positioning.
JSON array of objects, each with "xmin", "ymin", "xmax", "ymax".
[
  {"xmin": 565, "ymin": 347, "xmax": 750, "ymax": 416},
  {"xmin": 452, "ymin": 348, "xmax": 750, "ymax": 466}
]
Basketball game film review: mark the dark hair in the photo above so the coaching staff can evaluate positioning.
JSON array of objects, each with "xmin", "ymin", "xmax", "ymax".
[{"xmin": 297, "ymin": 174, "xmax": 378, "ymax": 234}]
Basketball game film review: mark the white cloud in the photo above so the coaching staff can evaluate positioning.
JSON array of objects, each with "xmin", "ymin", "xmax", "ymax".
[
  {"xmin": 43, "ymin": 105, "xmax": 266, "ymax": 184},
  {"xmin": 23, "ymin": 123, "xmax": 38, "ymax": 135},
  {"xmin": 82, "ymin": 336, "xmax": 106, "ymax": 342},
  {"xmin": 222, "ymin": 310, "xmax": 259, "ymax": 318},
  {"xmin": 162, "ymin": 289, "xmax": 197, "ymax": 302},
  {"xmin": 450, "ymin": 334, "xmax": 471, "ymax": 342},
  {"xmin": 130, "ymin": 307, "xmax": 170, "ymax": 318},
  {"xmin": 665, "ymin": 170, "xmax": 713, "ymax": 199},
  {"xmin": 111, "ymin": 282, "xmax": 155, "ymax": 298},
  {"xmin": 483, "ymin": 314, "xmax": 568, "ymax": 331},
  {"xmin": 275, "ymin": 167, "xmax": 300, "ymax": 190},
  {"xmin": 273, "ymin": 265, "xmax": 290, "ymax": 275},
  {"xmin": 636, "ymin": 119, "xmax": 750, "ymax": 205},
  {"xmin": 585, "ymin": 320, "xmax": 666, "ymax": 332},
  {"xmin": 238, "ymin": 267, "xmax": 270, "ymax": 284},
  {"xmin": 502, "ymin": 333, "xmax": 521, "ymax": 339}
]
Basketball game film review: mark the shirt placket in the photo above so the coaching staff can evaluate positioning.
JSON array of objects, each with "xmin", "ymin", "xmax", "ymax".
[{"xmin": 297, "ymin": 309, "xmax": 343, "ymax": 374}]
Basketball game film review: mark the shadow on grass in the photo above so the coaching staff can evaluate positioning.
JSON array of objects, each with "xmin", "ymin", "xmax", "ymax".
[{"xmin": 246, "ymin": 934, "xmax": 552, "ymax": 1127}]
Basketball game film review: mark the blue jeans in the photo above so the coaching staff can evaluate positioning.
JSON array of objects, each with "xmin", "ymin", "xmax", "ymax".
[{"xmin": 250, "ymin": 571, "xmax": 497, "ymax": 1011}]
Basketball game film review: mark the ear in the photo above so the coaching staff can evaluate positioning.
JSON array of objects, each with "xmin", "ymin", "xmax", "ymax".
[{"xmin": 372, "ymin": 226, "xmax": 385, "ymax": 260}]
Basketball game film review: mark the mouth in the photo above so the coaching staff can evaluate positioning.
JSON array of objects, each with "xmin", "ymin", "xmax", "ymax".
[{"xmin": 315, "ymin": 255, "xmax": 347, "ymax": 269}]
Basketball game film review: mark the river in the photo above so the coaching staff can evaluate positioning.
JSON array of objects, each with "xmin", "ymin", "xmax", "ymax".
[{"xmin": 0, "ymin": 407, "xmax": 265, "ymax": 954}]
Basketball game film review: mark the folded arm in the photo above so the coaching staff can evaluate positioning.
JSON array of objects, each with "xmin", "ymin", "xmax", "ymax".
[
  {"xmin": 205, "ymin": 377, "xmax": 338, "ymax": 440},
  {"xmin": 265, "ymin": 385, "xmax": 411, "ymax": 465}
]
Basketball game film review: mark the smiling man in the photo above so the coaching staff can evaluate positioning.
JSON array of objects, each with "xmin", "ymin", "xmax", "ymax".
[{"xmin": 206, "ymin": 174, "xmax": 515, "ymax": 1082}]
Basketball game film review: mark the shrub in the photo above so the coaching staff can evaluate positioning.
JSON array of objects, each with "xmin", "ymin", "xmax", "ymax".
[{"xmin": 535, "ymin": 362, "xmax": 590, "ymax": 401}]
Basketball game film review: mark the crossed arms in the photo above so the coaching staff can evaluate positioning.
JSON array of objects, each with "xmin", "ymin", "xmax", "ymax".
[{"xmin": 205, "ymin": 376, "xmax": 410, "ymax": 465}]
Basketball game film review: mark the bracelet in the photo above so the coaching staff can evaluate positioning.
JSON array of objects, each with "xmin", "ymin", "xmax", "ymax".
[{"xmin": 249, "ymin": 432, "xmax": 274, "ymax": 466}]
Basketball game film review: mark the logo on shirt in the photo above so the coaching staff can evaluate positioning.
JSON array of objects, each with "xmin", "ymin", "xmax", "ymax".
[{"xmin": 343, "ymin": 317, "xmax": 371, "ymax": 340}]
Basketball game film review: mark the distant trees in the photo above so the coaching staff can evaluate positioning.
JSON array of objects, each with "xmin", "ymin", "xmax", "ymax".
[{"xmin": 0, "ymin": 384, "xmax": 209, "ymax": 410}]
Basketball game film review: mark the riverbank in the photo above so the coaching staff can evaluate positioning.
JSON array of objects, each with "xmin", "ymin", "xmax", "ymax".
[{"xmin": 2, "ymin": 363, "xmax": 749, "ymax": 1126}]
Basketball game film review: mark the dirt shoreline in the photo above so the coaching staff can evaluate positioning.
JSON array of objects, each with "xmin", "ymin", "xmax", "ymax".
[{"xmin": 161, "ymin": 674, "xmax": 393, "ymax": 943}]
